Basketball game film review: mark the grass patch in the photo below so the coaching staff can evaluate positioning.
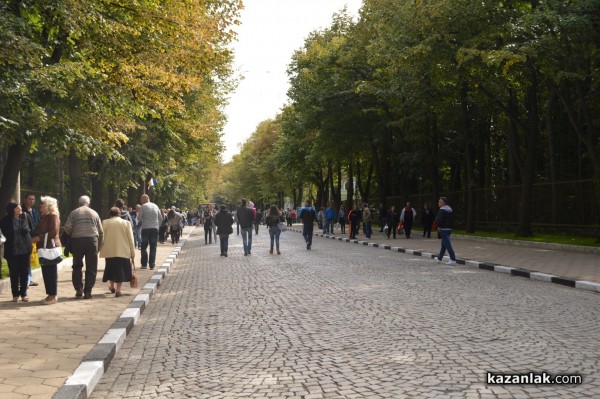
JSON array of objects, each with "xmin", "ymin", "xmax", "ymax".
[{"xmin": 453, "ymin": 230, "xmax": 600, "ymax": 248}]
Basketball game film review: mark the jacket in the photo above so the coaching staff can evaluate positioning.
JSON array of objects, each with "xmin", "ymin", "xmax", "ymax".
[
  {"xmin": 99, "ymin": 217, "xmax": 136, "ymax": 259},
  {"xmin": 0, "ymin": 214, "xmax": 34, "ymax": 258},
  {"xmin": 236, "ymin": 206, "xmax": 254, "ymax": 228},
  {"xmin": 64, "ymin": 206, "xmax": 104, "ymax": 243},
  {"xmin": 34, "ymin": 213, "xmax": 61, "ymax": 249},
  {"xmin": 214, "ymin": 210, "xmax": 234, "ymax": 235},
  {"xmin": 435, "ymin": 205, "xmax": 454, "ymax": 229},
  {"xmin": 138, "ymin": 201, "xmax": 163, "ymax": 230}
]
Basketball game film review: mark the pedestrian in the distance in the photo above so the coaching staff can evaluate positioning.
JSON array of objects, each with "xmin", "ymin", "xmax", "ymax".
[
  {"xmin": 100, "ymin": 207, "xmax": 135, "ymax": 297},
  {"xmin": 266, "ymin": 205, "xmax": 284, "ymax": 254},
  {"xmin": 214, "ymin": 205, "xmax": 234, "ymax": 257},
  {"xmin": 348, "ymin": 205, "xmax": 361, "ymax": 239},
  {"xmin": 420, "ymin": 203, "xmax": 435, "ymax": 238},
  {"xmin": 385, "ymin": 205, "xmax": 399, "ymax": 239},
  {"xmin": 435, "ymin": 197, "xmax": 456, "ymax": 265},
  {"xmin": 338, "ymin": 205, "xmax": 347, "ymax": 234},
  {"xmin": 237, "ymin": 198, "xmax": 254, "ymax": 256},
  {"xmin": 362, "ymin": 203, "xmax": 372, "ymax": 239},
  {"xmin": 400, "ymin": 202, "xmax": 417, "ymax": 239},
  {"xmin": 298, "ymin": 200, "xmax": 317, "ymax": 250},
  {"xmin": 137, "ymin": 194, "xmax": 163, "ymax": 270},
  {"xmin": 324, "ymin": 203, "xmax": 335, "ymax": 234}
]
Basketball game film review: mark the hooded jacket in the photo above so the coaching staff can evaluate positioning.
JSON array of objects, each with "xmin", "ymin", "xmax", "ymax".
[{"xmin": 435, "ymin": 205, "xmax": 454, "ymax": 229}]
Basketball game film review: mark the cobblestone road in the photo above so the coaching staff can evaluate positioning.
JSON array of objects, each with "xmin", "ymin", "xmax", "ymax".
[{"xmin": 91, "ymin": 228, "xmax": 600, "ymax": 398}]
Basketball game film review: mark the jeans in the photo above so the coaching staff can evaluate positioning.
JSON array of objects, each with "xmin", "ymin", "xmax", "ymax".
[
  {"xmin": 302, "ymin": 223, "xmax": 314, "ymax": 245},
  {"xmin": 241, "ymin": 227, "xmax": 253, "ymax": 254},
  {"xmin": 7, "ymin": 254, "xmax": 30, "ymax": 298},
  {"xmin": 219, "ymin": 234, "xmax": 229, "ymax": 254},
  {"xmin": 324, "ymin": 219, "xmax": 334, "ymax": 234},
  {"xmin": 438, "ymin": 229, "xmax": 456, "ymax": 261},
  {"xmin": 141, "ymin": 228, "xmax": 159, "ymax": 268},
  {"xmin": 134, "ymin": 226, "xmax": 142, "ymax": 248},
  {"xmin": 71, "ymin": 236, "xmax": 99, "ymax": 293},
  {"xmin": 364, "ymin": 221, "xmax": 372, "ymax": 238},
  {"xmin": 269, "ymin": 226, "xmax": 281, "ymax": 250}
]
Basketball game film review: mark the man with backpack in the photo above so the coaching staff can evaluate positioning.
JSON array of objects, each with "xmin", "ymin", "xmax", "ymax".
[{"xmin": 298, "ymin": 200, "xmax": 317, "ymax": 250}]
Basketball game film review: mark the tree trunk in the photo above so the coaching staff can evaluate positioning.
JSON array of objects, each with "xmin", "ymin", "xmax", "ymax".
[
  {"xmin": 88, "ymin": 156, "xmax": 105, "ymax": 215},
  {"xmin": 346, "ymin": 162, "xmax": 354, "ymax": 211},
  {"xmin": 461, "ymin": 79, "xmax": 476, "ymax": 233},
  {"xmin": 0, "ymin": 140, "xmax": 32, "ymax": 213},
  {"xmin": 546, "ymin": 92, "xmax": 558, "ymax": 224},
  {"xmin": 68, "ymin": 149, "xmax": 85, "ymax": 211}
]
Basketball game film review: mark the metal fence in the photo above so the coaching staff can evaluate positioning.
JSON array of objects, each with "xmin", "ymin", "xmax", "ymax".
[{"xmin": 387, "ymin": 179, "xmax": 600, "ymax": 231}]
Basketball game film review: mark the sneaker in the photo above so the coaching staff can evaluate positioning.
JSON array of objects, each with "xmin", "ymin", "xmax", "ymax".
[
  {"xmin": 434, "ymin": 257, "xmax": 442, "ymax": 263},
  {"xmin": 29, "ymin": 281, "xmax": 39, "ymax": 287},
  {"xmin": 446, "ymin": 260, "xmax": 457, "ymax": 265}
]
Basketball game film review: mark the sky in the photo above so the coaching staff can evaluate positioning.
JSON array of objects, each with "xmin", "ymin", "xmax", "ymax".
[{"xmin": 221, "ymin": 0, "xmax": 364, "ymax": 162}]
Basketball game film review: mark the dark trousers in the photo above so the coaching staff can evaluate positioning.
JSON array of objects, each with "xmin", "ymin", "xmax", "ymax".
[
  {"xmin": 404, "ymin": 222, "xmax": 413, "ymax": 238},
  {"xmin": 170, "ymin": 226, "xmax": 180, "ymax": 244},
  {"xmin": 302, "ymin": 223, "xmax": 314, "ymax": 245},
  {"xmin": 41, "ymin": 264, "xmax": 58, "ymax": 295},
  {"xmin": 7, "ymin": 254, "xmax": 30, "ymax": 298},
  {"xmin": 71, "ymin": 236, "xmax": 99, "ymax": 293},
  {"xmin": 423, "ymin": 224, "xmax": 432, "ymax": 238},
  {"xmin": 141, "ymin": 228, "xmax": 159, "ymax": 268},
  {"xmin": 205, "ymin": 227, "xmax": 212, "ymax": 244},
  {"xmin": 219, "ymin": 234, "xmax": 229, "ymax": 254}
]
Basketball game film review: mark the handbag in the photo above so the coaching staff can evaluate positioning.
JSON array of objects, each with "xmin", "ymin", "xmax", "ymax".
[
  {"xmin": 30, "ymin": 242, "xmax": 40, "ymax": 267},
  {"xmin": 130, "ymin": 259, "xmax": 138, "ymax": 288},
  {"xmin": 277, "ymin": 221, "xmax": 287, "ymax": 232},
  {"xmin": 37, "ymin": 234, "xmax": 63, "ymax": 266}
]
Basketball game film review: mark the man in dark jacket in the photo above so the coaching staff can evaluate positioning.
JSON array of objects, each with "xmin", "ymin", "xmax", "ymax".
[
  {"xmin": 214, "ymin": 206, "xmax": 234, "ymax": 257},
  {"xmin": 298, "ymin": 200, "xmax": 317, "ymax": 250},
  {"xmin": 236, "ymin": 198, "xmax": 254, "ymax": 255},
  {"xmin": 434, "ymin": 197, "xmax": 456, "ymax": 264}
]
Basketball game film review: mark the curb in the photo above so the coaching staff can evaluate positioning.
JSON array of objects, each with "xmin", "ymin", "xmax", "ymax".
[
  {"xmin": 51, "ymin": 228, "xmax": 194, "ymax": 399},
  {"xmin": 291, "ymin": 229, "xmax": 600, "ymax": 294}
]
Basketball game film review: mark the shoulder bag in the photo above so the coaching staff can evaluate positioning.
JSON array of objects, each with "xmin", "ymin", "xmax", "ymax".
[{"xmin": 38, "ymin": 234, "xmax": 63, "ymax": 266}]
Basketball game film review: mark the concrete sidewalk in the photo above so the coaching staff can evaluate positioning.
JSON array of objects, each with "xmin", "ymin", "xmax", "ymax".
[{"xmin": 0, "ymin": 226, "xmax": 192, "ymax": 399}]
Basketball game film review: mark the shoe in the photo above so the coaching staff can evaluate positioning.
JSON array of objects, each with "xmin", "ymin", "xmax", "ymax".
[
  {"xmin": 244, "ymin": 253, "xmax": 248, "ymax": 256},
  {"xmin": 277, "ymin": 250, "xmax": 281, "ymax": 255},
  {"xmin": 150, "ymin": 267, "xmax": 155, "ymax": 270},
  {"xmin": 75, "ymin": 289, "xmax": 83, "ymax": 298},
  {"xmin": 434, "ymin": 257, "xmax": 441, "ymax": 263},
  {"xmin": 446, "ymin": 260, "xmax": 457, "ymax": 265},
  {"xmin": 307, "ymin": 243, "xmax": 311, "ymax": 250},
  {"xmin": 248, "ymin": 252, "xmax": 251, "ymax": 255},
  {"xmin": 108, "ymin": 286, "xmax": 116, "ymax": 294},
  {"xmin": 12, "ymin": 297, "xmax": 18, "ymax": 302},
  {"xmin": 29, "ymin": 281, "xmax": 39, "ymax": 287},
  {"xmin": 269, "ymin": 249, "xmax": 273, "ymax": 254},
  {"xmin": 141, "ymin": 266, "xmax": 147, "ymax": 269},
  {"xmin": 115, "ymin": 291, "xmax": 122, "ymax": 297},
  {"xmin": 21, "ymin": 296, "xmax": 29, "ymax": 302},
  {"xmin": 83, "ymin": 293, "xmax": 92, "ymax": 299},
  {"xmin": 307, "ymin": 242, "xmax": 310, "ymax": 250},
  {"xmin": 224, "ymin": 253, "xmax": 228, "ymax": 257},
  {"xmin": 220, "ymin": 253, "xmax": 224, "ymax": 256},
  {"xmin": 42, "ymin": 298, "xmax": 57, "ymax": 305}
]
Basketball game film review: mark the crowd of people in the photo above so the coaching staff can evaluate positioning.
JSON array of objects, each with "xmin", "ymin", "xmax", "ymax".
[{"xmin": 1, "ymin": 193, "xmax": 456, "ymax": 304}]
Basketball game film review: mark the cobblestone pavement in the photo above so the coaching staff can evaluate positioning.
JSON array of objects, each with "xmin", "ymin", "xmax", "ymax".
[{"xmin": 90, "ymin": 228, "xmax": 600, "ymax": 399}]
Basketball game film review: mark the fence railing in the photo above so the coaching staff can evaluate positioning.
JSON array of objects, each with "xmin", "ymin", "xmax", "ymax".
[{"xmin": 386, "ymin": 179, "xmax": 600, "ymax": 231}]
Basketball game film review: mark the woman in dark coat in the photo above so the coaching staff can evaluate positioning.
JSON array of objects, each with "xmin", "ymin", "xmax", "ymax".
[{"xmin": 0, "ymin": 202, "xmax": 33, "ymax": 302}]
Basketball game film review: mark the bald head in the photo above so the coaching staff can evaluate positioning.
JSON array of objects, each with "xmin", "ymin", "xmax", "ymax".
[{"xmin": 141, "ymin": 194, "xmax": 149, "ymax": 204}]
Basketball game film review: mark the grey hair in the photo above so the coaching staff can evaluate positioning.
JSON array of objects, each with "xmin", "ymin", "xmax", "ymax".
[{"xmin": 79, "ymin": 195, "xmax": 91, "ymax": 206}]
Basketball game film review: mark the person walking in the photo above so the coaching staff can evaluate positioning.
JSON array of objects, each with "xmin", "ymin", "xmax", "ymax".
[
  {"xmin": 201, "ymin": 205, "xmax": 214, "ymax": 244},
  {"xmin": 385, "ymin": 205, "xmax": 400, "ymax": 239},
  {"xmin": 317, "ymin": 207, "xmax": 325, "ymax": 231},
  {"xmin": 348, "ymin": 205, "xmax": 361, "ymax": 239},
  {"xmin": 237, "ymin": 198, "xmax": 254, "ymax": 256},
  {"xmin": 298, "ymin": 200, "xmax": 317, "ymax": 250},
  {"xmin": 435, "ymin": 197, "xmax": 456, "ymax": 265},
  {"xmin": 378, "ymin": 203, "xmax": 387, "ymax": 233},
  {"xmin": 420, "ymin": 203, "xmax": 435, "ymax": 238},
  {"xmin": 22, "ymin": 193, "xmax": 40, "ymax": 287},
  {"xmin": 137, "ymin": 194, "xmax": 163, "ymax": 270},
  {"xmin": 400, "ymin": 202, "xmax": 417, "ymax": 239},
  {"xmin": 254, "ymin": 208, "xmax": 263, "ymax": 235},
  {"xmin": 214, "ymin": 205, "xmax": 234, "ymax": 257},
  {"xmin": 362, "ymin": 203, "xmax": 372, "ymax": 239},
  {"xmin": 100, "ymin": 207, "xmax": 135, "ymax": 297},
  {"xmin": 33, "ymin": 196, "xmax": 62, "ymax": 304},
  {"xmin": 266, "ymin": 205, "xmax": 284, "ymax": 254},
  {"xmin": 134, "ymin": 204, "xmax": 142, "ymax": 249},
  {"xmin": 338, "ymin": 205, "xmax": 347, "ymax": 234},
  {"xmin": 168, "ymin": 206, "xmax": 183, "ymax": 244},
  {"xmin": 0, "ymin": 202, "xmax": 33, "ymax": 302},
  {"xmin": 324, "ymin": 203, "xmax": 335, "ymax": 234},
  {"xmin": 63, "ymin": 195, "xmax": 104, "ymax": 299}
]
